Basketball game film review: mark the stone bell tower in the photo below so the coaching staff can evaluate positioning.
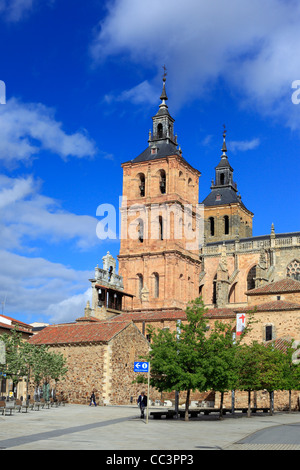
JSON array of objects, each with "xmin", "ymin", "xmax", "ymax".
[
  {"xmin": 202, "ymin": 127, "xmax": 253, "ymax": 244},
  {"xmin": 118, "ymin": 72, "xmax": 202, "ymax": 312}
]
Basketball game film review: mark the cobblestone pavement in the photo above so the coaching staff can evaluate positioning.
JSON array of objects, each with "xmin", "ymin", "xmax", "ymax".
[{"xmin": 1, "ymin": 404, "xmax": 300, "ymax": 451}]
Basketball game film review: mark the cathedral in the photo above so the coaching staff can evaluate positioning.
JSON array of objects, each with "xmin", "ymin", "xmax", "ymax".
[
  {"xmin": 31, "ymin": 76, "xmax": 300, "ymax": 407},
  {"xmin": 89, "ymin": 75, "xmax": 300, "ymax": 340}
]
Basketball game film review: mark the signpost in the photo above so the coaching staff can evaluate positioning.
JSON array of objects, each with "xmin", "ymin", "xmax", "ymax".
[{"xmin": 134, "ymin": 361, "xmax": 150, "ymax": 423}]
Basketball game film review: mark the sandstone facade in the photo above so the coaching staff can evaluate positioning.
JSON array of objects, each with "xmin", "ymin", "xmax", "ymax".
[{"xmin": 29, "ymin": 319, "xmax": 152, "ymax": 405}]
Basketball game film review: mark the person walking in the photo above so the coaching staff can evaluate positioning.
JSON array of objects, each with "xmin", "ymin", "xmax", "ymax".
[
  {"xmin": 137, "ymin": 391, "xmax": 147, "ymax": 418},
  {"xmin": 89, "ymin": 391, "xmax": 97, "ymax": 406}
]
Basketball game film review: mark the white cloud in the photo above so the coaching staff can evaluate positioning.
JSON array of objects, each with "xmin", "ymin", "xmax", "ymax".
[
  {"xmin": 45, "ymin": 288, "xmax": 92, "ymax": 324},
  {"xmin": 0, "ymin": 0, "xmax": 55, "ymax": 22},
  {"xmin": 0, "ymin": 249, "xmax": 92, "ymax": 322},
  {"xmin": 0, "ymin": 98, "xmax": 97, "ymax": 166},
  {"xmin": 228, "ymin": 138, "xmax": 261, "ymax": 153},
  {"xmin": 0, "ymin": 174, "xmax": 100, "ymax": 251},
  {"xmin": 0, "ymin": 0, "xmax": 35, "ymax": 22},
  {"xmin": 92, "ymin": 0, "xmax": 300, "ymax": 127},
  {"xmin": 0, "ymin": 174, "xmax": 116, "ymax": 323},
  {"xmin": 104, "ymin": 80, "xmax": 158, "ymax": 106}
]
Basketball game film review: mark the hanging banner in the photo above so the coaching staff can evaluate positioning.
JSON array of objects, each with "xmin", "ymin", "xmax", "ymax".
[{"xmin": 236, "ymin": 313, "xmax": 246, "ymax": 336}]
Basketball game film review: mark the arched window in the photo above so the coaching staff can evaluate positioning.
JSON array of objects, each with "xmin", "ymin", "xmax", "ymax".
[
  {"xmin": 209, "ymin": 217, "xmax": 215, "ymax": 236},
  {"xmin": 153, "ymin": 273, "xmax": 159, "ymax": 298},
  {"xmin": 224, "ymin": 215, "xmax": 229, "ymax": 235},
  {"xmin": 137, "ymin": 219, "xmax": 144, "ymax": 243},
  {"xmin": 220, "ymin": 173, "xmax": 225, "ymax": 185},
  {"xmin": 157, "ymin": 123, "xmax": 163, "ymax": 138},
  {"xmin": 212, "ymin": 274, "xmax": 217, "ymax": 304},
  {"xmin": 137, "ymin": 274, "xmax": 143, "ymax": 299},
  {"xmin": 159, "ymin": 170, "xmax": 166, "ymax": 194},
  {"xmin": 159, "ymin": 216, "xmax": 163, "ymax": 240},
  {"xmin": 287, "ymin": 260, "xmax": 300, "ymax": 281},
  {"xmin": 139, "ymin": 173, "xmax": 145, "ymax": 197},
  {"xmin": 247, "ymin": 265, "xmax": 257, "ymax": 291}
]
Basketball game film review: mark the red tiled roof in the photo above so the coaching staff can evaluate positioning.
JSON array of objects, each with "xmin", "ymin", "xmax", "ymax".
[
  {"xmin": 250, "ymin": 300, "xmax": 300, "ymax": 312},
  {"xmin": 111, "ymin": 308, "xmax": 238, "ymax": 321},
  {"xmin": 246, "ymin": 278, "xmax": 300, "ymax": 295},
  {"xmin": 75, "ymin": 316, "xmax": 102, "ymax": 322},
  {"xmin": 29, "ymin": 320, "xmax": 131, "ymax": 345},
  {"xmin": 0, "ymin": 314, "xmax": 32, "ymax": 334},
  {"xmin": 110, "ymin": 310, "xmax": 188, "ymax": 322},
  {"xmin": 205, "ymin": 308, "xmax": 237, "ymax": 318}
]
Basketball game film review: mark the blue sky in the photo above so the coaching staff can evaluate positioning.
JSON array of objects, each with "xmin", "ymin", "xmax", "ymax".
[{"xmin": 0, "ymin": 0, "xmax": 300, "ymax": 325}]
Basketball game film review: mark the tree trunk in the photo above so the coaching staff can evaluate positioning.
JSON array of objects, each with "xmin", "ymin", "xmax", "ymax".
[
  {"xmin": 219, "ymin": 392, "xmax": 224, "ymax": 420},
  {"xmin": 247, "ymin": 390, "xmax": 251, "ymax": 418},
  {"xmin": 269, "ymin": 391, "xmax": 274, "ymax": 416},
  {"xmin": 185, "ymin": 389, "xmax": 190, "ymax": 421},
  {"xmin": 289, "ymin": 390, "xmax": 292, "ymax": 413}
]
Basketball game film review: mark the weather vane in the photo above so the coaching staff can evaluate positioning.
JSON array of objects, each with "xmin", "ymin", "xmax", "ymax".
[{"xmin": 162, "ymin": 65, "xmax": 167, "ymax": 81}]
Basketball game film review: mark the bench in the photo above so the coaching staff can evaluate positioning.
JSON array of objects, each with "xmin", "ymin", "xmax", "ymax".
[
  {"xmin": 0, "ymin": 400, "xmax": 14, "ymax": 416},
  {"xmin": 15, "ymin": 399, "xmax": 29, "ymax": 413},
  {"xmin": 0, "ymin": 400, "xmax": 6, "ymax": 415},
  {"xmin": 39, "ymin": 398, "xmax": 51, "ymax": 409},
  {"xmin": 235, "ymin": 407, "xmax": 270, "ymax": 414},
  {"xmin": 29, "ymin": 399, "xmax": 40, "ymax": 411},
  {"xmin": 150, "ymin": 410, "xmax": 177, "ymax": 419}
]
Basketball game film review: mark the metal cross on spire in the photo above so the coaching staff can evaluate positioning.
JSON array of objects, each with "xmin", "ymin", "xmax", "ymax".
[{"xmin": 222, "ymin": 124, "xmax": 227, "ymax": 155}]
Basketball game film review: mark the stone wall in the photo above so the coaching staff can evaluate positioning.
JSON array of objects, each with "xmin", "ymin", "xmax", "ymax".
[
  {"xmin": 109, "ymin": 323, "xmax": 154, "ymax": 405},
  {"xmin": 37, "ymin": 324, "xmax": 151, "ymax": 406},
  {"xmin": 47, "ymin": 343, "xmax": 107, "ymax": 405}
]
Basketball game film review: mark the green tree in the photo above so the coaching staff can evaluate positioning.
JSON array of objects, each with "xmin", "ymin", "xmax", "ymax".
[
  {"xmin": 235, "ymin": 342, "xmax": 265, "ymax": 417},
  {"xmin": 30, "ymin": 345, "xmax": 68, "ymax": 396},
  {"xmin": 138, "ymin": 298, "xmax": 210, "ymax": 421},
  {"xmin": 236, "ymin": 341, "xmax": 287, "ymax": 416},
  {"xmin": 205, "ymin": 319, "xmax": 239, "ymax": 419},
  {"xmin": 0, "ymin": 329, "xmax": 67, "ymax": 400},
  {"xmin": 278, "ymin": 341, "xmax": 300, "ymax": 413},
  {"xmin": 0, "ymin": 329, "xmax": 30, "ymax": 395}
]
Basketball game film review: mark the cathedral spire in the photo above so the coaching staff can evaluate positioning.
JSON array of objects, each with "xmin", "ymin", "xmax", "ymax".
[
  {"xmin": 222, "ymin": 125, "xmax": 227, "ymax": 155},
  {"xmin": 160, "ymin": 65, "xmax": 168, "ymax": 103},
  {"xmin": 149, "ymin": 66, "xmax": 176, "ymax": 146}
]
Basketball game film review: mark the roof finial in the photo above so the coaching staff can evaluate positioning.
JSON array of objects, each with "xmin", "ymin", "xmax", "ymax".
[
  {"xmin": 160, "ymin": 65, "xmax": 168, "ymax": 102},
  {"xmin": 222, "ymin": 124, "xmax": 227, "ymax": 155},
  {"xmin": 163, "ymin": 64, "xmax": 167, "ymax": 81}
]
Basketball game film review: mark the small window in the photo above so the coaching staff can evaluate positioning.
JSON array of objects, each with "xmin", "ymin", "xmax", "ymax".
[
  {"xmin": 224, "ymin": 215, "xmax": 229, "ymax": 235},
  {"xmin": 138, "ymin": 220, "xmax": 144, "ymax": 243},
  {"xmin": 159, "ymin": 170, "xmax": 166, "ymax": 194},
  {"xmin": 212, "ymin": 274, "xmax": 217, "ymax": 304},
  {"xmin": 159, "ymin": 216, "xmax": 163, "ymax": 240},
  {"xmin": 247, "ymin": 266, "xmax": 257, "ymax": 291},
  {"xmin": 220, "ymin": 173, "xmax": 225, "ymax": 185},
  {"xmin": 265, "ymin": 325, "xmax": 273, "ymax": 341},
  {"xmin": 154, "ymin": 273, "xmax": 159, "ymax": 298},
  {"xmin": 137, "ymin": 274, "xmax": 143, "ymax": 299},
  {"xmin": 209, "ymin": 217, "xmax": 215, "ymax": 236},
  {"xmin": 139, "ymin": 174, "xmax": 145, "ymax": 197},
  {"xmin": 157, "ymin": 123, "xmax": 163, "ymax": 138}
]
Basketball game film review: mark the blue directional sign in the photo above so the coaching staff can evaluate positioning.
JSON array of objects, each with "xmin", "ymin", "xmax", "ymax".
[{"xmin": 134, "ymin": 361, "xmax": 149, "ymax": 372}]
